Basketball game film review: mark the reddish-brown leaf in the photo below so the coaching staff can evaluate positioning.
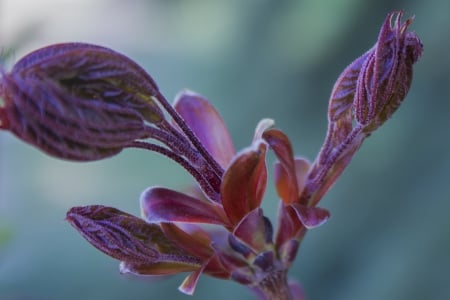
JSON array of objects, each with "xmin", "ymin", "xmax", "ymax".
[
  {"xmin": 140, "ymin": 187, "xmax": 229, "ymax": 226},
  {"xmin": 221, "ymin": 142, "xmax": 267, "ymax": 226}
]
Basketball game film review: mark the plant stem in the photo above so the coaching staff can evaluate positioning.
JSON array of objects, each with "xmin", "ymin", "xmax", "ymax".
[
  {"xmin": 252, "ymin": 271, "xmax": 293, "ymax": 300},
  {"xmin": 154, "ymin": 90, "xmax": 225, "ymax": 178}
]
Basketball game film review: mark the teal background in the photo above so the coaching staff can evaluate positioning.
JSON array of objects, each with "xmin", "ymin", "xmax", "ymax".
[{"xmin": 1, "ymin": 0, "xmax": 449, "ymax": 299}]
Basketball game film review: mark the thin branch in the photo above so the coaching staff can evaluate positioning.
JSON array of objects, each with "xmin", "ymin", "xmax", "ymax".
[
  {"xmin": 127, "ymin": 141, "xmax": 220, "ymax": 202},
  {"xmin": 153, "ymin": 90, "xmax": 225, "ymax": 178}
]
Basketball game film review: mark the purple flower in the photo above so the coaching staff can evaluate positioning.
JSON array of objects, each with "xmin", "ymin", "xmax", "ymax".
[{"xmin": 0, "ymin": 10, "xmax": 422, "ymax": 300}]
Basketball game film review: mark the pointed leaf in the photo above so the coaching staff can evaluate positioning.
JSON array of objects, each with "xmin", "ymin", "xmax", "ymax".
[
  {"xmin": 221, "ymin": 141, "xmax": 267, "ymax": 225},
  {"xmin": 66, "ymin": 205, "xmax": 201, "ymax": 273},
  {"xmin": 263, "ymin": 129, "xmax": 298, "ymax": 204},
  {"xmin": 293, "ymin": 157, "xmax": 311, "ymax": 197},
  {"xmin": 278, "ymin": 157, "xmax": 310, "ymax": 206},
  {"xmin": 178, "ymin": 263, "xmax": 207, "ymax": 295},
  {"xmin": 291, "ymin": 203, "xmax": 330, "ymax": 229},
  {"xmin": 140, "ymin": 187, "xmax": 229, "ymax": 225},
  {"xmin": 120, "ymin": 260, "xmax": 199, "ymax": 276},
  {"xmin": 173, "ymin": 90, "xmax": 235, "ymax": 168}
]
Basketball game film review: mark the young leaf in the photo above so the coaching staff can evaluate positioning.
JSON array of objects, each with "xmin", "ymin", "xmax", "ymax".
[
  {"xmin": 67, "ymin": 205, "xmax": 201, "ymax": 272},
  {"xmin": 140, "ymin": 187, "xmax": 230, "ymax": 226},
  {"xmin": 173, "ymin": 90, "xmax": 235, "ymax": 169},
  {"xmin": 0, "ymin": 43, "xmax": 166, "ymax": 161},
  {"xmin": 221, "ymin": 142, "xmax": 267, "ymax": 225}
]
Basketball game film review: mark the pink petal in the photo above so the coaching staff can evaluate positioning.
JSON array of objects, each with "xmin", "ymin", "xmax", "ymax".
[
  {"xmin": 140, "ymin": 187, "xmax": 229, "ymax": 225},
  {"xmin": 233, "ymin": 208, "xmax": 272, "ymax": 252},
  {"xmin": 291, "ymin": 203, "xmax": 330, "ymax": 229},
  {"xmin": 173, "ymin": 90, "xmax": 235, "ymax": 168},
  {"xmin": 221, "ymin": 142, "xmax": 267, "ymax": 226}
]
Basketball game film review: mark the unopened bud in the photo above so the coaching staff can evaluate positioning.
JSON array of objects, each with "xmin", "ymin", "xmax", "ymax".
[
  {"xmin": 0, "ymin": 43, "xmax": 164, "ymax": 161},
  {"xmin": 353, "ymin": 11, "xmax": 423, "ymax": 130}
]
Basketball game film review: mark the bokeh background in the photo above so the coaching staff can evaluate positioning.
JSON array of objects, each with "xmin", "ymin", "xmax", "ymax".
[{"xmin": 1, "ymin": 0, "xmax": 449, "ymax": 299}]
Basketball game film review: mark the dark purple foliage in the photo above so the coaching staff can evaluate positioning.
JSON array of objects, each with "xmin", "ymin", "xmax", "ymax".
[{"xmin": 0, "ymin": 11, "xmax": 422, "ymax": 300}]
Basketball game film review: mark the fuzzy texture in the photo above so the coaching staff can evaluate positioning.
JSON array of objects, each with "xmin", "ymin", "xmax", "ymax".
[{"xmin": 0, "ymin": 10, "xmax": 422, "ymax": 300}]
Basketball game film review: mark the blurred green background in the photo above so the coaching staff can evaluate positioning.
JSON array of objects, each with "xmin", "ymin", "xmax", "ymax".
[{"xmin": 1, "ymin": 0, "xmax": 449, "ymax": 299}]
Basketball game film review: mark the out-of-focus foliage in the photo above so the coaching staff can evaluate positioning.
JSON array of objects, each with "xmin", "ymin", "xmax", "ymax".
[{"xmin": 1, "ymin": 1, "xmax": 449, "ymax": 300}]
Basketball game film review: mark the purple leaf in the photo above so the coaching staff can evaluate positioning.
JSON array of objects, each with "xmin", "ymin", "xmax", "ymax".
[
  {"xmin": 173, "ymin": 90, "xmax": 235, "ymax": 168},
  {"xmin": 66, "ymin": 205, "xmax": 202, "ymax": 273},
  {"xmin": 291, "ymin": 203, "xmax": 330, "ymax": 229},
  {"xmin": 0, "ymin": 43, "xmax": 165, "ymax": 161},
  {"xmin": 140, "ymin": 187, "xmax": 229, "ymax": 226},
  {"xmin": 328, "ymin": 51, "xmax": 371, "ymax": 124},
  {"xmin": 354, "ymin": 11, "xmax": 423, "ymax": 129},
  {"xmin": 178, "ymin": 264, "xmax": 206, "ymax": 295},
  {"xmin": 120, "ymin": 260, "xmax": 200, "ymax": 276}
]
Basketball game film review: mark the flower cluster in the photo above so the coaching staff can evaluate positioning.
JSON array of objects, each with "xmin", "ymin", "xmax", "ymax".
[{"xmin": 0, "ymin": 11, "xmax": 422, "ymax": 300}]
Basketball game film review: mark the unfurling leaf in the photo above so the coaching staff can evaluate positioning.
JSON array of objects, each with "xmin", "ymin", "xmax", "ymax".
[
  {"xmin": 305, "ymin": 11, "xmax": 422, "ymax": 207},
  {"xmin": 221, "ymin": 141, "xmax": 267, "ymax": 225},
  {"xmin": 140, "ymin": 187, "xmax": 229, "ymax": 226},
  {"xmin": 0, "ymin": 43, "xmax": 166, "ymax": 161},
  {"xmin": 263, "ymin": 129, "xmax": 298, "ymax": 204},
  {"xmin": 354, "ymin": 11, "xmax": 422, "ymax": 130},
  {"xmin": 66, "ymin": 205, "xmax": 202, "ymax": 274},
  {"xmin": 173, "ymin": 90, "xmax": 235, "ymax": 169}
]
